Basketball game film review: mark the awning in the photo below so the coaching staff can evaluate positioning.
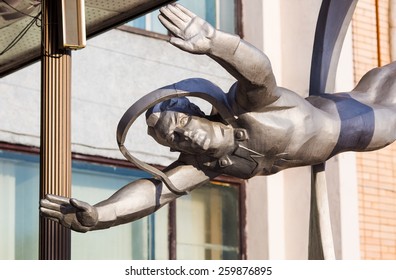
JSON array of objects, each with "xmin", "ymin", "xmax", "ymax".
[{"xmin": 0, "ymin": 0, "xmax": 174, "ymax": 77}]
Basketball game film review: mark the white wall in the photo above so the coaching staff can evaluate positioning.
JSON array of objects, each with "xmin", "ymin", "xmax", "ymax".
[{"xmin": 0, "ymin": 29, "xmax": 236, "ymax": 167}]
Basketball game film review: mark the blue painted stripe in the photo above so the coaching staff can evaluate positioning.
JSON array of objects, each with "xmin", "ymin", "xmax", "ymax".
[{"xmin": 320, "ymin": 93, "xmax": 375, "ymax": 156}]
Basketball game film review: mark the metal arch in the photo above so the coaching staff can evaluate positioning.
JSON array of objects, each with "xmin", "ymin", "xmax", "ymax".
[
  {"xmin": 308, "ymin": 0, "xmax": 358, "ymax": 260},
  {"xmin": 309, "ymin": 0, "xmax": 358, "ymax": 95}
]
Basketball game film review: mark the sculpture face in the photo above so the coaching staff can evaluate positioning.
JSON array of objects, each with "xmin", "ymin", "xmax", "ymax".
[{"xmin": 151, "ymin": 110, "xmax": 233, "ymax": 156}]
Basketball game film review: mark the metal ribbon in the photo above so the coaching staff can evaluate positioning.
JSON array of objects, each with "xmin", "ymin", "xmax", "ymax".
[{"xmin": 117, "ymin": 78, "xmax": 237, "ymax": 195}]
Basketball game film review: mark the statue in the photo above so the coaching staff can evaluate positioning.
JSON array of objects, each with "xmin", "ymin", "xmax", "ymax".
[{"xmin": 40, "ymin": 3, "xmax": 396, "ymax": 233}]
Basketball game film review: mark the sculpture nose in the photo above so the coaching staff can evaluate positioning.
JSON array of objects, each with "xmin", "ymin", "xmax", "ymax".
[{"xmin": 174, "ymin": 127, "xmax": 191, "ymax": 141}]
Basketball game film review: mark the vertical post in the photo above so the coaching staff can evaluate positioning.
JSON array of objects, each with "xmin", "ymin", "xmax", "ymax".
[
  {"xmin": 375, "ymin": 0, "xmax": 382, "ymax": 67},
  {"xmin": 39, "ymin": 0, "xmax": 72, "ymax": 260},
  {"xmin": 168, "ymin": 201, "xmax": 177, "ymax": 260}
]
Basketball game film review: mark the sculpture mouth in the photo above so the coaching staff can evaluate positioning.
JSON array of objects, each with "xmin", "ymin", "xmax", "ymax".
[{"xmin": 185, "ymin": 130, "xmax": 211, "ymax": 151}]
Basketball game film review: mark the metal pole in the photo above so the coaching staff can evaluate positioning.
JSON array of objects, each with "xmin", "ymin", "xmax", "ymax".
[
  {"xmin": 168, "ymin": 201, "xmax": 177, "ymax": 260},
  {"xmin": 39, "ymin": 0, "xmax": 72, "ymax": 260}
]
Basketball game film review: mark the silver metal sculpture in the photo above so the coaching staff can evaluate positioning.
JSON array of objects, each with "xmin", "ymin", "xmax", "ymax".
[{"xmin": 40, "ymin": 4, "xmax": 396, "ymax": 235}]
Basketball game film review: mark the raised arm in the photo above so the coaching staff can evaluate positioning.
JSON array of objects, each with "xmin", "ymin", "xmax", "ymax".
[
  {"xmin": 158, "ymin": 4, "xmax": 279, "ymax": 109},
  {"xmin": 40, "ymin": 158, "xmax": 217, "ymax": 232}
]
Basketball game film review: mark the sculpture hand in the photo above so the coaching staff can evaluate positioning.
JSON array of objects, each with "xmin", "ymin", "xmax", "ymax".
[
  {"xmin": 159, "ymin": 4, "xmax": 216, "ymax": 54},
  {"xmin": 40, "ymin": 194, "xmax": 98, "ymax": 233}
]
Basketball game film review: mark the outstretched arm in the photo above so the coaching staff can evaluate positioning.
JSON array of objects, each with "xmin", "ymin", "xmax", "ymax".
[
  {"xmin": 40, "ymin": 158, "xmax": 217, "ymax": 232},
  {"xmin": 158, "ymin": 4, "xmax": 279, "ymax": 109}
]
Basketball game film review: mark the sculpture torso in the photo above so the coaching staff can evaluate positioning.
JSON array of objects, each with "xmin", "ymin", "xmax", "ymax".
[
  {"xmin": 191, "ymin": 86, "xmax": 380, "ymax": 178},
  {"xmin": 188, "ymin": 89, "xmax": 338, "ymax": 177}
]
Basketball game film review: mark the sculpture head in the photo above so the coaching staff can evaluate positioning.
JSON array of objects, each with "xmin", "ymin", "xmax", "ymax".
[{"xmin": 146, "ymin": 97, "xmax": 234, "ymax": 157}]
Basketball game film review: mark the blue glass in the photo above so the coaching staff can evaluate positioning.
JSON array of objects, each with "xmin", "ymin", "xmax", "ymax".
[
  {"xmin": 0, "ymin": 151, "xmax": 168, "ymax": 260},
  {"xmin": 218, "ymin": 0, "xmax": 236, "ymax": 33},
  {"xmin": 125, "ymin": 0, "xmax": 236, "ymax": 34},
  {"xmin": 0, "ymin": 151, "xmax": 39, "ymax": 260},
  {"xmin": 126, "ymin": 16, "xmax": 146, "ymax": 29},
  {"xmin": 0, "ymin": 150, "xmax": 238, "ymax": 260}
]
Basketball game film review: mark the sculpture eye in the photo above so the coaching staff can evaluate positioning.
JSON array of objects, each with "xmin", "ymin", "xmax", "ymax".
[{"xmin": 179, "ymin": 116, "xmax": 189, "ymax": 127}]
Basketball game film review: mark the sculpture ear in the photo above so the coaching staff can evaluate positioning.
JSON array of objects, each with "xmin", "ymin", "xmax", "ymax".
[
  {"xmin": 147, "ymin": 126, "xmax": 168, "ymax": 147},
  {"xmin": 147, "ymin": 127, "xmax": 155, "ymax": 138},
  {"xmin": 210, "ymin": 106, "xmax": 218, "ymax": 115},
  {"xmin": 146, "ymin": 112, "xmax": 160, "ymax": 127}
]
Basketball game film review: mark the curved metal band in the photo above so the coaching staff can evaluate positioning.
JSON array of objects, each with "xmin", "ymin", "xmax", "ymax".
[
  {"xmin": 308, "ymin": 0, "xmax": 358, "ymax": 260},
  {"xmin": 309, "ymin": 0, "xmax": 358, "ymax": 95},
  {"xmin": 117, "ymin": 78, "xmax": 237, "ymax": 195}
]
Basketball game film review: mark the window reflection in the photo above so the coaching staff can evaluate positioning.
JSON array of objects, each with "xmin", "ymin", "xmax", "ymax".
[
  {"xmin": 176, "ymin": 183, "xmax": 240, "ymax": 260},
  {"xmin": 127, "ymin": 0, "xmax": 236, "ymax": 34},
  {"xmin": 0, "ymin": 150, "xmax": 240, "ymax": 260}
]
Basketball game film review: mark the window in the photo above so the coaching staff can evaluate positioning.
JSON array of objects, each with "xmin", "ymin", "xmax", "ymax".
[
  {"xmin": 0, "ymin": 151, "xmax": 39, "ymax": 260},
  {"xmin": 127, "ymin": 0, "xmax": 237, "ymax": 34},
  {"xmin": 0, "ymin": 150, "xmax": 168, "ymax": 260},
  {"xmin": 176, "ymin": 182, "xmax": 240, "ymax": 259},
  {"xmin": 70, "ymin": 161, "xmax": 169, "ymax": 260},
  {"xmin": 0, "ymin": 148, "xmax": 243, "ymax": 260}
]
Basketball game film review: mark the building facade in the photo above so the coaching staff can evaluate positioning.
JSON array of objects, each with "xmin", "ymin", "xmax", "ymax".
[
  {"xmin": 353, "ymin": 0, "xmax": 396, "ymax": 260},
  {"xmin": 0, "ymin": 0, "xmax": 394, "ymax": 260}
]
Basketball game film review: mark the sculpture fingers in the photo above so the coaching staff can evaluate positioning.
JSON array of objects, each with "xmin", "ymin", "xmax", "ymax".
[
  {"xmin": 174, "ymin": 3, "xmax": 197, "ymax": 18},
  {"xmin": 169, "ymin": 37, "xmax": 192, "ymax": 51},
  {"xmin": 40, "ymin": 198, "xmax": 63, "ymax": 212},
  {"xmin": 40, "ymin": 207, "xmax": 63, "ymax": 222},
  {"xmin": 45, "ymin": 194, "xmax": 70, "ymax": 204},
  {"xmin": 40, "ymin": 207, "xmax": 73, "ymax": 230},
  {"xmin": 158, "ymin": 14, "xmax": 182, "ymax": 38},
  {"xmin": 40, "ymin": 206, "xmax": 90, "ymax": 232},
  {"xmin": 41, "ymin": 195, "xmax": 78, "ymax": 215},
  {"xmin": 40, "ymin": 200, "xmax": 93, "ymax": 232},
  {"xmin": 167, "ymin": 3, "xmax": 192, "ymax": 23},
  {"xmin": 70, "ymin": 198, "xmax": 91, "ymax": 212},
  {"xmin": 159, "ymin": 6, "xmax": 187, "ymax": 31}
]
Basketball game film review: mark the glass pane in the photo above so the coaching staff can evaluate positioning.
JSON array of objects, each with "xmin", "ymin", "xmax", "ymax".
[
  {"xmin": 0, "ymin": 150, "xmax": 168, "ymax": 260},
  {"xmin": 71, "ymin": 161, "xmax": 168, "ymax": 260},
  {"xmin": 152, "ymin": 203, "xmax": 169, "ymax": 260},
  {"xmin": 178, "ymin": 0, "xmax": 215, "ymax": 27},
  {"xmin": 0, "ymin": 151, "xmax": 39, "ymax": 260},
  {"xmin": 176, "ymin": 182, "xmax": 239, "ymax": 260},
  {"xmin": 125, "ymin": 0, "xmax": 235, "ymax": 34},
  {"xmin": 149, "ymin": 12, "xmax": 168, "ymax": 34},
  {"xmin": 126, "ymin": 16, "xmax": 146, "ymax": 29},
  {"xmin": 218, "ymin": 0, "xmax": 235, "ymax": 33}
]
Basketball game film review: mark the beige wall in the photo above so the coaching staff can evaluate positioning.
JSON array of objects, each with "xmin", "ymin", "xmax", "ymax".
[{"xmin": 353, "ymin": 0, "xmax": 396, "ymax": 260}]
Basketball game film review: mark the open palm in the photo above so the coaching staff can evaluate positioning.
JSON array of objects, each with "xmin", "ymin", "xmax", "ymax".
[
  {"xmin": 159, "ymin": 3, "xmax": 216, "ymax": 54},
  {"xmin": 40, "ymin": 194, "xmax": 98, "ymax": 233}
]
